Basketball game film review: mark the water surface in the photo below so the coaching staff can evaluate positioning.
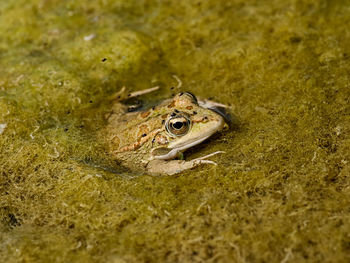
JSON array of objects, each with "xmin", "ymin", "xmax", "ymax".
[{"xmin": 1, "ymin": 0, "xmax": 350, "ymax": 262}]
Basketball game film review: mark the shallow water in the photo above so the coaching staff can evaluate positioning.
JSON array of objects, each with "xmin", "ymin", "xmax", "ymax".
[{"xmin": 1, "ymin": 0, "xmax": 350, "ymax": 262}]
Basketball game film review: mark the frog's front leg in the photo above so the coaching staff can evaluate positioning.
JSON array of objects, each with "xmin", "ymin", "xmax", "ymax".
[{"xmin": 146, "ymin": 151, "xmax": 224, "ymax": 175}]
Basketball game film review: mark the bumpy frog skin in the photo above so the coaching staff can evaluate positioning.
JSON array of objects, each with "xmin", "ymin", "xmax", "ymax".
[{"xmin": 103, "ymin": 89, "xmax": 229, "ymax": 175}]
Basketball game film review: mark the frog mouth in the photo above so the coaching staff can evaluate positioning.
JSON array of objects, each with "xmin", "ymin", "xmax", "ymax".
[{"xmin": 153, "ymin": 134, "xmax": 212, "ymax": 160}]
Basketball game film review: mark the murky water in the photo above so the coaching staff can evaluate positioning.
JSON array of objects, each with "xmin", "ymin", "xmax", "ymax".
[{"xmin": 1, "ymin": 0, "xmax": 350, "ymax": 262}]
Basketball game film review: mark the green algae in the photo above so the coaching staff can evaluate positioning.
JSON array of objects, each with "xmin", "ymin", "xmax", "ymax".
[{"xmin": 1, "ymin": 0, "xmax": 350, "ymax": 262}]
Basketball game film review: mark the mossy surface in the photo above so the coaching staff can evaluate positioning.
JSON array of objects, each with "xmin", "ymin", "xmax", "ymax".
[{"xmin": 1, "ymin": 0, "xmax": 350, "ymax": 262}]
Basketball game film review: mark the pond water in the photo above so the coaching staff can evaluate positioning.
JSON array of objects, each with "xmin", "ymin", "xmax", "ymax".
[{"xmin": 1, "ymin": 0, "xmax": 350, "ymax": 262}]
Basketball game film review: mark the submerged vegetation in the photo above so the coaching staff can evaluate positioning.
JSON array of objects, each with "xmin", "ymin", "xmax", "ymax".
[{"xmin": 1, "ymin": 0, "xmax": 350, "ymax": 262}]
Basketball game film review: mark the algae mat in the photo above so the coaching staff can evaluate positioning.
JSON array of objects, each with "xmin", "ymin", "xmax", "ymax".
[{"xmin": 1, "ymin": 0, "xmax": 350, "ymax": 262}]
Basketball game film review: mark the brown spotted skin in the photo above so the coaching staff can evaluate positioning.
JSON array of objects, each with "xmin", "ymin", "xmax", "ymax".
[{"xmin": 101, "ymin": 92, "xmax": 226, "ymax": 173}]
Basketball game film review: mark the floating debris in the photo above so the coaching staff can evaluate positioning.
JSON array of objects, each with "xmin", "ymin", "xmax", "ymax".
[
  {"xmin": 84, "ymin": 34, "xmax": 96, "ymax": 41},
  {"xmin": 0, "ymin": 123, "xmax": 7, "ymax": 134},
  {"xmin": 172, "ymin": 75, "xmax": 182, "ymax": 89}
]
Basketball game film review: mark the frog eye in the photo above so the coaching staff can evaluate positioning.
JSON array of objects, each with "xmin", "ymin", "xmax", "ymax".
[{"xmin": 166, "ymin": 115, "xmax": 191, "ymax": 136}]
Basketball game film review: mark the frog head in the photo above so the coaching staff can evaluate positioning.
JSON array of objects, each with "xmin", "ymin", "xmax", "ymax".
[{"xmin": 149, "ymin": 92, "xmax": 225, "ymax": 160}]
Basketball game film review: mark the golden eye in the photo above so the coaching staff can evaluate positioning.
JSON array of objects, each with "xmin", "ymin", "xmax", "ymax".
[{"xmin": 166, "ymin": 115, "xmax": 191, "ymax": 136}]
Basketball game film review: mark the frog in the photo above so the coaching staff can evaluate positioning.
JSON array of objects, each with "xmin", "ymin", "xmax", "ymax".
[{"xmin": 102, "ymin": 87, "xmax": 231, "ymax": 175}]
